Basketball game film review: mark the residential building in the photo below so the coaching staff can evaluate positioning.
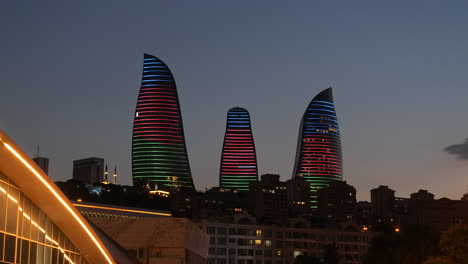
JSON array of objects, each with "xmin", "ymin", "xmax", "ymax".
[
  {"xmin": 198, "ymin": 217, "xmax": 373, "ymax": 264},
  {"xmin": 317, "ymin": 181, "xmax": 356, "ymax": 224},
  {"xmin": 248, "ymin": 174, "xmax": 288, "ymax": 226}
]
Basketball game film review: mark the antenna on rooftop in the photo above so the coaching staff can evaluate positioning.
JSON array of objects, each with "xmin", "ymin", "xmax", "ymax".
[{"xmin": 35, "ymin": 145, "xmax": 40, "ymax": 158}]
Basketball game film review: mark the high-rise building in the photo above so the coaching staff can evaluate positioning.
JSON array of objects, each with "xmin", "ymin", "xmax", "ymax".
[
  {"xmin": 219, "ymin": 107, "xmax": 258, "ymax": 191},
  {"xmin": 286, "ymin": 176, "xmax": 311, "ymax": 217},
  {"xmin": 370, "ymin": 185, "xmax": 396, "ymax": 227},
  {"xmin": 248, "ymin": 174, "xmax": 288, "ymax": 226},
  {"xmin": 132, "ymin": 53, "xmax": 194, "ymax": 191},
  {"xmin": 73, "ymin": 157, "xmax": 104, "ymax": 184},
  {"xmin": 317, "ymin": 181, "xmax": 356, "ymax": 223},
  {"xmin": 32, "ymin": 156, "xmax": 49, "ymax": 175},
  {"xmin": 292, "ymin": 88, "xmax": 343, "ymax": 209}
]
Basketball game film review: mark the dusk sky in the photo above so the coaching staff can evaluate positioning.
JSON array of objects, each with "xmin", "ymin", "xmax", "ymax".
[{"xmin": 1, "ymin": 1, "xmax": 468, "ymax": 201}]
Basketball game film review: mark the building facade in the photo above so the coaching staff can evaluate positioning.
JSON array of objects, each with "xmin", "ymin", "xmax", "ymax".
[
  {"xmin": 248, "ymin": 174, "xmax": 288, "ymax": 226},
  {"xmin": 404, "ymin": 196, "xmax": 468, "ymax": 231},
  {"xmin": 370, "ymin": 185, "xmax": 396, "ymax": 228},
  {"xmin": 292, "ymin": 88, "xmax": 343, "ymax": 209},
  {"xmin": 286, "ymin": 177, "xmax": 311, "ymax": 218},
  {"xmin": 90, "ymin": 218, "xmax": 209, "ymax": 264},
  {"xmin": 132, "ymin": 53, "xmax": 195, "ymax": 191},
  {"xmin": 73, "ymin": 157, "xmax": 104, "ymax": 184},
  {"xmin": 220, "ymin": 107, "xmax": 258, "ymax": 191},
  {"xmin": 0, "ymin": 130, "xmax": 117, "ymax": 263},
  {"xmin": 317, "ymin": 181, "xmax": 357, "ymax": 224},
  {"xmin": 198, "ymin": 218, "xmax": 373, "ymax": 264}
]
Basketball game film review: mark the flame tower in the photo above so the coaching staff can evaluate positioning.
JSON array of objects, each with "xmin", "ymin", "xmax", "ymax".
[
  {"xmin": 219, "ymin": 107, "xmax": 258, "ymax": 191},
  {"xmin": 132, "ymin": 54, "xmax": 194, "ymax": 190},
  {"xmin": 292, "ymin": 88, "xmax": 343, "ymax": 208}
]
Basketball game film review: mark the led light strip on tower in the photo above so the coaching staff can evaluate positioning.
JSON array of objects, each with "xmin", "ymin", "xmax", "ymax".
[
  {"xmin": 292, "ymin": 88, "xmax": 343, "ymax": 209},
  {"xmin": 220, "ymin": 107, "xmax": 258, "ymax": 191},
  {"xmin": 132, "ymin": 54, "xmax": 195, "ymax": 190}
]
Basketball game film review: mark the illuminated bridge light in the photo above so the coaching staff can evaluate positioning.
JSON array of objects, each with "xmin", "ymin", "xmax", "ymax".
[
  {"xmin": 219, "ymin": 107, "xmax": 258, "ymax": 191},
  {"xmin": 132, "ymin": 54, "xmax": 195, "ymax": 191},
  {"xmin": 292, "ymin": 88, "xmax": 343, "ymax": 209}
]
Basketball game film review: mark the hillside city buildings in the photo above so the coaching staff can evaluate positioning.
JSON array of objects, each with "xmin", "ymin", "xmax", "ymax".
[{"xmin": 3, "ymin": 53, "xmax": 468, "ymax": 264}]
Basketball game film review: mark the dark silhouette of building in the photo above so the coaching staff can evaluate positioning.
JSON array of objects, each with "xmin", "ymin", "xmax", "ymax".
[
  {"xmin": 462, "ymin": 192, "xmax": 468, "ymax": 201},
  {"xmin": 317, "ymin": 181, "xmax": 356, "ymax": 224},
  {"xmin": 405, "ymin": 196, "xmax": 468, "ymax": 231},
  {"xmin": 132, "ymin": 53, "xmax": 194, "ymax": 191},
  {"xmin": 292, "ymin": 88, "xmax": 343, "ymax": 209},
  {"xmin": 370, "ymin": 185, "xmax": 397, "ymax": 229},
  {"xmin": 32, "ymin": 156, "xmax": 49, "ymax": 175},
  {"xmin": 286, "ymin": 176, "xmax": 312, "ymax": 217},
  {"xmin": 410, "ymin": 189, "xmax": 435, "ymax": 201},
  {"xmin": 73, "ymin": 157, "xmax": 104, "ymax": 184},
  {"xmin": 249, "ymin": 174, "xmax": 288, "ymax": 225},
  {"xmin": 356, "ymin": 201, "xmax": 372, "ymax": 227},
  {"xmin": 219, "ymin": 107, "xmax": 258, "ymax": 191}
]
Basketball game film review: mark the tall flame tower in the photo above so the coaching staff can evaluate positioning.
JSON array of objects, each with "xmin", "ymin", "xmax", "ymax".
[
  {"xmin": 219, "ymin": 107, "xmax": 258, "ymax": 191},
  {"xmin": 132, "ymin": 54, "xmax": 195, "ymax": 190},
  {"xmin": 292, "ymin": 88, "xmax": 343, "ymax": 209}
]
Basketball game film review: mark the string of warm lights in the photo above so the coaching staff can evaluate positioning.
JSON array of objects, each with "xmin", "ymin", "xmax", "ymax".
[
  {"xmin": 73, "ymin": 203, "xmax": 171, "ymax": 217},
  {"xmin": 0, "ymin": 185, "xmax": 76, "ymax": 263},
  {"xmin": 1, "ymin": 138, "xmax": 115, "ymax": 264}
]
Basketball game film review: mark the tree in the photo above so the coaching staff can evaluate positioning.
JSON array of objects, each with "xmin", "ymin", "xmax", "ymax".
[
  {"xmin": 323, "ymin": 243, "xmax": 339, "ymax": 264},
  {"xmin": 362, "ymin": 226, "xmax": 440, "ymax": 264},
  {"xmin": 421, "ymin": 256, "xmax": 455, "ymax": 264},
  {"xmin": 439, "ymin": 223, "xmax": 468, "ymax": 264}
]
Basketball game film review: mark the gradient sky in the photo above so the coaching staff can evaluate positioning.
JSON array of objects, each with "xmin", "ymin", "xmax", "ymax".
[{"xmin": 1, "ymin": 1, "xmax": 468, "ymax": 201}]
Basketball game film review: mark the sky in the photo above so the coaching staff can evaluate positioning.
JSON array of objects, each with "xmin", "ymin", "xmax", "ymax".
[{"xmin": 1, "ymin": 1, "xmax": 468, "ymax": 201}]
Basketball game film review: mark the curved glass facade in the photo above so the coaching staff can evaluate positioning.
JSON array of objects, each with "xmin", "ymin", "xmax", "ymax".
[
  {"xmin": 132, "ymin": 54, "xmax": 195, "ymax": 190},
  {"xmin": 219, "ymin": 107, "xmax": 258, "ymax": 191},
  {"xmin": 0, "ymin": 172, "xmax": 87, "ymax": 263},
  {"xmin": 292, "ymin": 88, "xmax": 343, "ymax": 209}
]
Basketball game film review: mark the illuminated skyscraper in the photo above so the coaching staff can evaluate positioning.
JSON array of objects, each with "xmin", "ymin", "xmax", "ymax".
[
  {"xmin": 132, "ymin": 54, "xmax": 194, "ymax": 190},
  {"xmin": 292, "ymin": 88, "xmax": 343, "ymax": 209},
  {"xmin": 219, "ymin": 107, "xmax": 258, "ymax": 191}
]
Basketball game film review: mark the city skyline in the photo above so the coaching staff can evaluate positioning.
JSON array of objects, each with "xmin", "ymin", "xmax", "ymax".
[{"xmin": 1, "ymin": 1, "xmax": 468, "ymax": 201}]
